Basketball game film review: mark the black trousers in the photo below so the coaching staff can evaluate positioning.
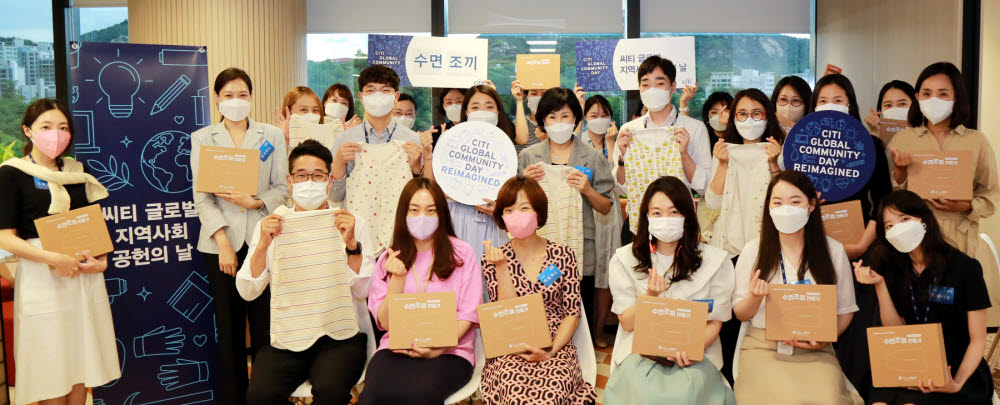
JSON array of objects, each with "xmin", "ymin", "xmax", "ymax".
[
  {"xmin": 719, "ymin": 255, "xmax": 741, "ymax": 384},
  {"xmin": 205, "ymin": 245, "xmax": 271, "ymax": 405},
  {"xmin": 357, "ymin": 351, "xmax": 473, "ymax": 405},
  {"xmin": 246, "ymin": 334, "xmax": 368, "ymax": 405}
]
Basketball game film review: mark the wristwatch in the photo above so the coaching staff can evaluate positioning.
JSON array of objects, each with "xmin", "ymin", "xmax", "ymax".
[
  {"xmin": 618, "ymin": 157, "xmax": 625, "ymax": 167},
  {"xmin": 345, "ymin": 242, "xmax": 362, "ymax": 256}
]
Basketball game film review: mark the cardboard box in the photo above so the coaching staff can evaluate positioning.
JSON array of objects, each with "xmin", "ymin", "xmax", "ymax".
[
  {"xmin": 821, "ymin": 200, "xmax": 865, "ymax": 246},
  {"xmin": 632, "ymin": 296, "xmax": 709, "ymax": 361},
  {"xmin": 824, "ymin": 64, "xmax": 842, "ymax": 76},
  {"xmin": 867, "ymin": 323, "xmax": 948, "ymax": 388},
  {"xmin": 516, "ymin": 54, "xmax": 561, "ymax": 89},
  {"xmin": 477, "ymin": 293, "xmax": 552, "ymax": 358},
  {"xmin": 195, "ymin": 145, "xmax": 260, "ymax": 195},
  {"xmin": 908, "ymin": 150, "xmax": 975, "ymax": 200},
  {"xmin": 387, "ymin": 292, "xmax": 458, "ymax": 349},
  {"xmin": 765, "ymin": 284, "xmax": 838, "ymax": 342},
  {"xmin": 878, "ymin": 118, "xmax": 908, "ymax": 145},
  {"xmin": 34, "ymin": 204, "xmax": 113, "ymax": 261}
]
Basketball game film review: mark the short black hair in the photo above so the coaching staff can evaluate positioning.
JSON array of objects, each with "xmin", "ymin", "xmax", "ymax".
[
  {"xmin": 770, "ymin": 75, "xmax": 812, "ymax": 109},
  {"xmin": 810, "ymin": 73, "xmax": 861, "ymax": 121},
  {"xmin": 437, "ymin": 88, "xmax": 467, "ymax": 115},
  {"xmin": 214, "ymin": 67, "xmax": 253, "ymax": 95},
  {"xmin": 535, "ymin": 87, "xmax": 583, "ymax": 132},
  {"xmin": 637, "ymin": 55, "xmax": 677, "ymax": 85},
  {"xmin": 908, "ymin": 62, "xmax": 970, "ymax": 129},
  {"xmin": 288, "ymin": 139, "xmax": 333, "ymax": 173},
  {"xmin": 397, "ymin": 93, "xmax": 416, "ymax": 107},
  {"xmin": 584, "ymin": 94, "xmax": 613, "ymax": 118},
  {"xmin": 700, "ymin": 91, "xmax": 733, "ymax": 147},
  {"xmin": 633, "ymin": 102, "xmax": 645, "ymax": 118},
  {"xmin": 876, "ymin": 80, "xmax": 916, "ymax": 112},
  {"xmin": 358, "ymin": 64, "xmax": 400, "ymax": 91}
]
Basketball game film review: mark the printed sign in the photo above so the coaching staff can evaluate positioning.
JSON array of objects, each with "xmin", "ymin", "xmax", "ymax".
[
  {"xmin": 35, "ymin": 204, "xmax": 114, "ymax": 260},
  {"xmin": 633, "ymin": 296, "xmax": 709, "ymax": 361},
  {"xmin": 368, "ymin": 34, "xmax": 488, "ymax": 88},
  {"xmin": 824, "ymin": 64, "xmax": 843, "ymax": 76},
  {"xmin": 516, "ymin": 54, "xmax": 561, "ymax": 89},
  {"xmin": 868, "ymin": 324, "xmax": 948, "ymax": 388},
  {"xmin": 387, "ymin": 292, "xmax": 459, "ymax": 349},
  {"xmin": 575, "ymin": 37, "xmax": 696, "ymax": 91},
  {"xmin": 432, "ymin": 121, "xmax": 518, "ymax": 206},
  {"xmin": 195, "ymin": 145, "xmax": 260, "ymax": 195},
  {"xmin": 782, "ymin": 111, "xmax": 875, "ymax": 202},
  {"xmin": 820, "ymin": 200, "xmax": 865, "ymax": 246},
  {"xmin": 765, "ymin": 284, "xmax": 838, "ymax": 342},
  {"xmin": 477, "ymin": 293, "xmax": 552, "ymax": 358},
  {"xmin": 908, "ymin": 150, "xmax": 975, "ymax": 200}
]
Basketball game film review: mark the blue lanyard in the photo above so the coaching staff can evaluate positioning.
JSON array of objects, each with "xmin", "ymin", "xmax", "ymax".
[
  {"xmin": 364, "ymin": 121, "xmax": 396, "ymax": 144},
  {"xmin": 780, "ymin": 257, "xmax": 789, "ymax": 284},
  {"xmin": 910, "ymin": 278, "xmax": 935, "ymax": 323}
]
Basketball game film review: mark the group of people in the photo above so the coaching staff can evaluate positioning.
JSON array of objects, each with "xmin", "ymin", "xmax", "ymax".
[{"xmin": 0, "ymin": 51, "xmax": 996, "ymax": 405}]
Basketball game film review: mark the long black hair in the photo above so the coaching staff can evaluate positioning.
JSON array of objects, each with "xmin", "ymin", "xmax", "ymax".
[
  {"xmin": 876, "ymin": 80, "xmax": 916, "ymax": 112},
  {"xmin": 722, "ymin": 88, "xmax": 785, "ymax": 145},
  {"xmin": 870, "ymin": 190, "xmax": 959, "ymax": 286},
  {"xmin": 700, "ymin": 91, "xmax": 733, "ymax": 148},
  {"xmin": 771, "ymin": 75, "xmax": 812, "ymax": 110},
  {"xmin": 907, "ymin": 62, "xmax": 970, "ymax": 129},
  {"xmin": 810, "ymin": 74, "xmax": 861, "ymax": 121},
  {"xmin": 631, "ymin": 176, "xmax": 703, "ymax": 283},
  {"xmin": 755, "ymin": 171, "xmax": 837, "ymax": 285}
]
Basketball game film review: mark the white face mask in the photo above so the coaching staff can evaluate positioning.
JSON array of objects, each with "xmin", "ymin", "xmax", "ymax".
[
  {"xmin": 815, "ymin": 103, "xmax": 850, "ymax": 114},
  {"xmin": 776, "ymin": 104, "xmax": 806, "ymax": 122},
  {"xmin": 735, "ymin": 119, "xmax": 767, "ymax": 140},
  {"xmin": 708, "ymin": 114, "xmax": 727, "ymax": 132},
  {"xmin": 392, "ymin": 115, "xmax": 415, "ymax": 129},
  {"xmin": 545, "ymin": 123, "xmax": 575, "ymax": 144},
  {"xmin": 219, "ymin": 98, "xmax": 251, "ymax": 122},
  {"xmin": 444, "ymin": 104, "xmax": 463, "ymax": 122},
  {"xmin": 467, "ymin": 110, "xmax": 499, "ymax": 126},
  {"xmin": 527, "ymin": 96, "xmax": 542, "ymax": 115},
  {"xmin": 640, "ymin": 87, "xmax": 672, "ymax": 112},
  {"xmin": 587, "ymin": 118, "xmax": 611, "ymax": 135},
  {"xmin": 292, "ymin": 180, "xmax": 329, "ymax": 210},
  {"xmin": 919, "ymin": 97, "xmax": 954, "ymax": 125},
  {"xmin": 362, "ymin": 92, "xmax": 395, "ymax": 118},
  {"xmin": 770, "ymin": 205, "xmax": 810, "ymax": 234},
  {"xmin": 292, "ymin": 112, "xmax": 321, "ymax": 124},
  {"xmin": 881, "ymin": 106, "xmax": 909, "ymax": 121},
  {"xmin": 325, "ymin": 102, "xmax": 349, "ymax": 121},
  {"xmin": 648, "ymin": 216, "xmax": 685, "ymax": 243},
  {"xmin": 885, "ymin": 220, "xmax": 926, "ymax": 253}
]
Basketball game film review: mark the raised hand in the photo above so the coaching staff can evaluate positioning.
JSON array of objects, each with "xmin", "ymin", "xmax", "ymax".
[
  {"xmin": 749, "ymin": 269, "xmax": 769, "ymax": 297},
  {"xmin": 852, "ymin": 260, "xmax": 884, "ymax": 285},
  {"xmin": 646, "ymin": 269, "xmax": 668, "ymax": 297},
  {"xmin": 384, "ymin": 248, "xmax": 407, "ymax": 276}
]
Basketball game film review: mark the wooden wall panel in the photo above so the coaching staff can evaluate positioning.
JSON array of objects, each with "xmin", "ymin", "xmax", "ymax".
[{"xmin": 128, "ymin": 0, "xmax": 307, "ymax": 124}]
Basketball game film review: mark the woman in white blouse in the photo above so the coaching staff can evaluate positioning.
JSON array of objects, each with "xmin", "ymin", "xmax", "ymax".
[
  {"xmin": 731, "ymin": 170, "xmax": 861, "ymax": 405},
  {"xmin": 605, "ymin": 176, "xmax": 736, "ymax": 404}
]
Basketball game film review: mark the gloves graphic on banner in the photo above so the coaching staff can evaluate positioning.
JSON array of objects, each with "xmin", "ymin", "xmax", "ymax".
[
  {"xmin": 157, "ymin": 359, "xmax": 209, "ymax": 391},
  {"xmin": 133, "ymin": 326, "xmax": 185, "ymax": 357}
]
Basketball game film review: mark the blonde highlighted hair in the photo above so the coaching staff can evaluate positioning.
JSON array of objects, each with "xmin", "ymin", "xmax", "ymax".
[{"xmin": 282, "ymin": 86, "xmax": 324, "ymax": 123}]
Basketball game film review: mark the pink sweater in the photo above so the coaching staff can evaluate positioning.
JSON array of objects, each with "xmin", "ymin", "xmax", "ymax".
[{"xmin": 368, "ymin": 237, "xmax": 483, "ymax": 365}]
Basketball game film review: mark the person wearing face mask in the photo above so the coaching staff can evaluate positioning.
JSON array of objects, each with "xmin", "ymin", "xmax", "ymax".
[
  {"xmin": 888, "ymin": 62, "xmax": 998, "ymax": 257},
  {"xmin": 191, "ymin": 67, "xmax": 290, "ymax": 405},
  {"xmin": 321, "ymin": 83, "xmax": 360, "ymax": 129},
  {"xmin": 810, "ymin": 74, "xmax": 893, "ymax": 260},
  {"xmin": 358, "ymin": 177, "xmax": 483, "ymax": 405},
  {"xmin": 615, "ymin": 56, "xmax": 713, "ymax": 202},
  {"xmin": 771, "ymin": 75, "xmax": 812, "ymax": 135},
  {"xmin": 0, "ymin": 99, "xmax": 119, "ymax": 405},
  {"xmin": 237, "ymin": 140, "xmax": 376, "ymax": 405},
  {"xmin": 519, "ymin": 87, "xmax": 615, "ymax": 344},
  {"xmin": 511, "ymin": 81, "xmax": 548, "ymax": 155},
  {"xmin": 855, "ymin": 190, "xmax": 994, "ymax": 404},
  {"xmin": 864, "ymin": 80, "xmax": 916, "ymax": 136},
  {"xmin": 272, "ymin": 86, "xmax": 325, "ymax": 143},
  {"xmin": 604, "ymin": 176, "xmax": 736, "ymax": 404},
  {"xmin": 392, "ymin": 93, "xmax": 418, "ymax": 130},
  {"xmin": 700, "ymin": 92, "xmax": 734, "ymax": 150},
  {"xmin": 477, "ymin": 176, "xmax": 597, "ymax": 405},
  {"xmin": 731, "ymin": 171, "xmax": 861, "ymax": 405},
  {"xmin": 328, "ymin": 65, "xmax": 425, "ymax": 204},
  {"xmin": 438, "ymin": 87, "xmax": 468, "ymax": 130}
]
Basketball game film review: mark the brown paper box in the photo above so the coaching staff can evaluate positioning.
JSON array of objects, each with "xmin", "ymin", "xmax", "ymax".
[
  {"xmin": 765, "ymin": 284, "xmax": 838, "ymax": 342},
  {"xmin": 908, "ymin": 150, "xmax": 975, "ymax": 200},
  {"xmin": 632, "ymin": 296, "xmax": 709, "ymax": 361},
  {"xmin": 34, "ymin": 204, "xmax": 114, "ymax": 261},
  {"xmin": 477, "ymin": 293, "xmax": 552, "ymax": 358},
  {"xmin": 516, "ymin": 54, "xmax": 561, "ymax": 89},
  {"xmin": 195, "ymin": 145, "xmax": 260, "ymax": 195},
  {"xmin": 387, "ymin": 292, "xmax": 458, "ymax": 349},
  {"xmin": 878, "ymin": 118, "xmax": 908, "ymax": 145},
  {"xmin": 821, "ymin": 200, "xmax": 865, "ymax": 246},
  {"xmin": 867, "ymin": 323, "xmax": 948, "ymax": 388},
  {"xmin": 824, "ymin": 64, "xmax": 843, "ymax": 76}
]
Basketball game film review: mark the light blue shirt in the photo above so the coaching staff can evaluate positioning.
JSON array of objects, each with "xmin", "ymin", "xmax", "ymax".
[{"xmin": 329, "ymin": 119, "xmax": 421, "ymax": 202}]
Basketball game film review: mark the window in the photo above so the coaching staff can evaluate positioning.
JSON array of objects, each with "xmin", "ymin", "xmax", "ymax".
[
  {"xmin": 641, "ymin": 32, "xmax": 812, "ymax": 119},
  {"xmin": 307, "ymin": 33, "xmax": 434, "ymax": 131},
  {"xmin": 0, "ymin": 2, "xmax": 57, "ymax": 159}
]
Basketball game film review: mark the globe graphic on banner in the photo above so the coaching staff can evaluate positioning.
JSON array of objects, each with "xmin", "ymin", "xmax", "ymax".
[{"xmin": 141, "ymin": 130, "xmax": 193, "ymax": 194}]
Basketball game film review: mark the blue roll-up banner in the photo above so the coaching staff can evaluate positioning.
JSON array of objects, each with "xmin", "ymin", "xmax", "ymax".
[
  {"xmin": 69, "ymin": 42, "xmax": 218, "ymax": 405},
  {"xmin": 575, "ymin": 37, "xmax": 696, "ymax": 91},
  {"xmin": 782, "ymin": 111, "xmax": 876, "ymax": 202}
]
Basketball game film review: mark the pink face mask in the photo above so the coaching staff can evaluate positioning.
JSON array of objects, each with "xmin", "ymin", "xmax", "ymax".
[
  {"xmin": 503, "ymin": 211, "xmax": 538, "ymax": 239},
  {"xmin": 28, "ymin": 129, "xmax": 71, "ymax": 159},
  {"xmin": 406, "ymin": 215, "xmax": 439, "ymax": 240}
]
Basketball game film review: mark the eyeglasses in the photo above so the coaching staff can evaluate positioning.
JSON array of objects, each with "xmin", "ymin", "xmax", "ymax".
[
  {"xmin": 776, "ymin": 97, "xmax": 803, "ymax": 107},
  {"xmin": 361, "ymin": 87, "xmax": 395, "ymax": 96},
  {"xmin": 735, "ymin": 111, "xmax": 766, "ymax": 122},
  {"xmin": 291, "ymin": 172, "xmax": 330, "ymax": 182}
]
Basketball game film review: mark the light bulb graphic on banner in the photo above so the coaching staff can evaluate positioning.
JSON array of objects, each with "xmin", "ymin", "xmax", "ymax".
[{"xmin": 99, "ymin": 61, "xmax": 141, "ymax": 118}]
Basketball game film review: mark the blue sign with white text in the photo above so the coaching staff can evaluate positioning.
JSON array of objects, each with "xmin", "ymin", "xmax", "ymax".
[{"xmin": 782, "ymin": 111, "xmax": 875, "ymax": 202}]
